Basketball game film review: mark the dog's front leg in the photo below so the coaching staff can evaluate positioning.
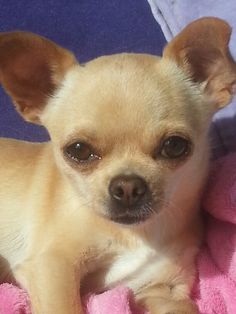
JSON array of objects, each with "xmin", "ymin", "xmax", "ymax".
[
  {"xmin": 14, "ymin": 253, "xmax": 83, "ymax": 314},
  {"xmin": 141, "ymin": 296, "xmax": 198, "ymax": 314},
  {"xmin": 137, "ymin": 284, "xmax": 198, "ymax": 314}
]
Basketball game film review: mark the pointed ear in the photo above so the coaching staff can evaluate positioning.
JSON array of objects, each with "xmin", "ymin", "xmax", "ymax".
[
  {"xmin": 0, "ymin": 32, "xmax": 76, "ymax": 123},
  {"xmin": 163, "ymin": 17, "xmax": 236, "ymax": 109}
]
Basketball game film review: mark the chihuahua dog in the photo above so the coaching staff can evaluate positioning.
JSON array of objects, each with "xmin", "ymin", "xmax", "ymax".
[{"xmin": 0, "ymin": 17, "xmax": 236, "ymax": 314}]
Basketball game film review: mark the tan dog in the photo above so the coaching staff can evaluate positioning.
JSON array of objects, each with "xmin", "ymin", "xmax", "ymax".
[{"xmin": 0, "ymin": 17, "xmax": 236, "ymax": 314}]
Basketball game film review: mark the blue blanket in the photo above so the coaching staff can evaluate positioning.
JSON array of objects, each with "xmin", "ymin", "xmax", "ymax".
[{"xmin": 0, "ymin": 0, "xmax": 166, "ymax": 141}]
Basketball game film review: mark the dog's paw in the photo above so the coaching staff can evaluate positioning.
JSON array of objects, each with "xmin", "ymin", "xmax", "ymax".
[{"xmin": 144, "ymin": 298, "xmax": 198, "ymax": 314}]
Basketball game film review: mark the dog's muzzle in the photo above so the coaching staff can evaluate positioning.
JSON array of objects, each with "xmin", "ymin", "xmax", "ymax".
[{"xmin": 108, "ymin": 174, "xmax": 152, "ymax": 225}]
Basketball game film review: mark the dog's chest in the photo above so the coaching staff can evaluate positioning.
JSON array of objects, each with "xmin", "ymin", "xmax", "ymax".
[{"xmin": 103, "ymin": 244, "xmax": 162, "ymax": 294}]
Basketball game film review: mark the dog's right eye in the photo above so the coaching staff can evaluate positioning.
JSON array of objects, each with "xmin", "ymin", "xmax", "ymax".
[{"xmin": 64, "ymin": 142, "xmax": 101, "ymax": 163}]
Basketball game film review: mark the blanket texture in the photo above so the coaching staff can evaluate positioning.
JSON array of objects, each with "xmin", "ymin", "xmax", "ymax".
[
  {"xmin": 147, "ymin": 0, "xmax": 236, "ymax": 159},
  {"xmin": 0, "ymin": 284, "xmax": 31, "ymax": 314},
  {"xmin": 193, "ymin": 153, "xmax": 236, "ymax": 313},
  {"xmin": 0, "ymin": 285, "xmax": 147, "ymax": 314},
  {"xmin": 1, "ymin": 152, "xmax": 236, "ymax": 313}
]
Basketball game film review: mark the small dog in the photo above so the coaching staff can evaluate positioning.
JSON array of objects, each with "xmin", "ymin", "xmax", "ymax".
[{"xmin": 0, "ymin": 17, "xmax": 236, "ymax": 314}]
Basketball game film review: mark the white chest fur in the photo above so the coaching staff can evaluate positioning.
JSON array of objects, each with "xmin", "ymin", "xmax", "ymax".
[{"xmin": 104, "ymin": 244, "xmax": 166, "ymax": 295}]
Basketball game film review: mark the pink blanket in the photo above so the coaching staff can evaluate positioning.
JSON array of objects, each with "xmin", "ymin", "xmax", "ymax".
[
  {"xmin": 193, "ymin": 153, "xmax": 236, "ymax": 313},
  {"xmin": 0, "ymin": 284, "xmax": 147, "ymax": 314},
  {"xmin": 1, "ymin": 153, "xmax": 236, "ymax": 314}
]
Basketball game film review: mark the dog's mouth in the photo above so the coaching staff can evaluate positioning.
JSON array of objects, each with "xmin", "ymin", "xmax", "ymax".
[{"xmin": 109, "ymin": 211, "xmax": 152, "ymax": 225}]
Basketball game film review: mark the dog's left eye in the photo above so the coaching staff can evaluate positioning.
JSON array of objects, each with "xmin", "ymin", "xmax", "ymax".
[
  {"xmin": 160, "ymin": 136, "xmax": 190, "ymax": 159},
  {"xmin": 64, "ymin": 142, "xmax": 101, "ymax": 163}
]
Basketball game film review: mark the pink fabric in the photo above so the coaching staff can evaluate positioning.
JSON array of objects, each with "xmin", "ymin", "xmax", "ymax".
[
  {"xmin": 0, "ymin": 283, "xmax": 31, "ymax": 314},
  {"xmin": 193, "ymin": 153, "xmax": 236, "ymax": 314},
  {"xmin": 1, "ymin": 152, "xmax": 236, "ymax": 314},
  {"xmin": 0, "ymin": 284, "xmax": 147, "ymax": 314},
  {"xmin": 84, "ymin": 287, "xmax": 147, "ymax": 314}
]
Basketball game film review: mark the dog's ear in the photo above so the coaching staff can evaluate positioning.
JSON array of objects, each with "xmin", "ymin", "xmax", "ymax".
[
  {"xmin": 0, "ymin": 32, "xmax": 76, "ymax": 123},
  {"xmin": 163, "ymin": 17, "xmax": 236, "ymax": 109}
]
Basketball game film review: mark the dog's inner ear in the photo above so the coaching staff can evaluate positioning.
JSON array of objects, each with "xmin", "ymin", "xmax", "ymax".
[
  {"xmin": 0, "ymin": 32, "xmax": 76, "ymax": 123},
  {"xmin": 163, "ymin": 17, "xmax": 236, "ymax": 109}
]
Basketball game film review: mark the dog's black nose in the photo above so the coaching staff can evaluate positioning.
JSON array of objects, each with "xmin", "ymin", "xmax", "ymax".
[{"xmin": 109, "ymin": 175, "xmax": 147, "ymax": 207}]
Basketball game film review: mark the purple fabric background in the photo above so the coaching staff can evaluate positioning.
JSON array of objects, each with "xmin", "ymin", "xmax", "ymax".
[{"xmin": 0, "ymin": 0, "xmax": 166, "ymax": 142}]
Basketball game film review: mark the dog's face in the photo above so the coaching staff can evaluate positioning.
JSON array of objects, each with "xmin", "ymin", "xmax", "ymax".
[
  {"xmin": 42, "ymin": 55, "xmax": 210, "ymax": 225},
  {"xmin": 1, "ymin": 18, "xmax": 236, "ymax": 226}
]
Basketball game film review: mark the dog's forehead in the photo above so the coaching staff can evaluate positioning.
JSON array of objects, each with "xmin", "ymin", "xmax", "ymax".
[{"xmin": 45, "ymin": 53, "xmax": 204, "ymax": 140}]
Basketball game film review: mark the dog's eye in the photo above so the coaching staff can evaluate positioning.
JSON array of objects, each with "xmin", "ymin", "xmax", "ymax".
[
  {"xmin": 160, "ymin": 136, "xmax": 190, "ymax": 159},
  {"xmin": 64, "ymin": 142, "xmax": 100, "ymax": 163}
]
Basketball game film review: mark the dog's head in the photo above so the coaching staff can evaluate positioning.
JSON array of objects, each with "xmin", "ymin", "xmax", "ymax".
[{"xmin": 1, "ymin": 18, "xmax": 236, "ymax": 226}]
